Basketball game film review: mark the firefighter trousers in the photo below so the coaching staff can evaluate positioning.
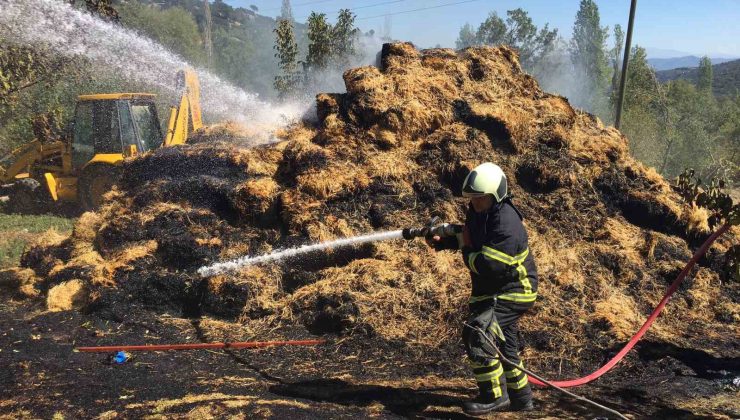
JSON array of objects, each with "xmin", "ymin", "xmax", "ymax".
[{"xmin": 462, "ymin": 297, "xmax": 534, "ymax": 403}]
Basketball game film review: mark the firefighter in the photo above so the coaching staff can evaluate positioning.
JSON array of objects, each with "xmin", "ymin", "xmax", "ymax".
[{"xmin": 427, "ymin": 162, "xmax": 537, "ymax": 415}]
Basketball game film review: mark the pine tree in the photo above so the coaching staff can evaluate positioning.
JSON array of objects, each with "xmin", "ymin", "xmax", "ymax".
[
  {"xmin": 697, "ymin": 55, "xmax": 713, "ymax": 93},
  {"xmin": 280, "ymin": 0, "xmax": 293, "ymax": 22},
  {"xmin": 570, "ymin": 0, "xmax": 610, "ymax": 115},
  {"xmin": 273, "ymin": 18, "xmax": 299, "ymax": 98}
]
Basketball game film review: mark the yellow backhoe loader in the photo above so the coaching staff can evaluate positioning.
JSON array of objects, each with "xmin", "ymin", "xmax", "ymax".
[{"xmin": 0, "ymin": 69, "xmax": 202, "ymax": 212}]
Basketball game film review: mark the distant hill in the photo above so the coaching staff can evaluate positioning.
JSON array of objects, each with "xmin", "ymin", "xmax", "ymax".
[
  {"xmin": 656, "ymin": 58, "xmax": 740, "ymax": 97},
  {"xmin": 648, "ymin": 55, "xmax": 736, "ymax": 71}
]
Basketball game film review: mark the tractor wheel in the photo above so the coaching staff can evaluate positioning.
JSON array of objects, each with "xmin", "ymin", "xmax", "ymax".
[
  {"xmin": 6, "ymin": 178, "xmax": 50, "ymax": 215},
  {"xmin": 78, "ymin": 164, "xmax": 121, "ymax": 211}
]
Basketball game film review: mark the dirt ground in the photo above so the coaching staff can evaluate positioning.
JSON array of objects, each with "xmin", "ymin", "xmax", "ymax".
[{"xmin": 1, "ymin": 299, "xmax": 737, "ymax": 419}]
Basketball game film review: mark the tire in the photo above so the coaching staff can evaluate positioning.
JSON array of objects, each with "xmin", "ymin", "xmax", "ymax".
[
  {"xmin": 78, "ymin": 164, "xmax": 121, "ymax": 211},
  {"xmin": 6, "ymin": 178, "xmax": 50, "ymax": 215}
]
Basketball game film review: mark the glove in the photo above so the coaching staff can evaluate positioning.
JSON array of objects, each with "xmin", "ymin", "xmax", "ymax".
[
  {"xmin": 424, "ymin": 234, "xmax": 442, "ymax": 247},
  {"xmin": 455, "ymin": 225, "xmax": 472, "ymax": 249}
]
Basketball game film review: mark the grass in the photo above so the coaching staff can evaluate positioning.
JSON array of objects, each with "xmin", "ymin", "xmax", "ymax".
[{"xmin": 0, "ymin": 213, "xmax": 75, "ymax": 268}]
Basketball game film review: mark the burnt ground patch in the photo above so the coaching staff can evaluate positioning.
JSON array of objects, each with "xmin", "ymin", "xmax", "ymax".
[{"xmin": 2, "ymin": 301, "xmax": 738, "ymax": 419}]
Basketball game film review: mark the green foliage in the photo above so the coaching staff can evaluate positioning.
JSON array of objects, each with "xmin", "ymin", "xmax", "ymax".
[
  {"xmin": 0, "ymin": 45, "xmax": 49, "ymax": 110},
  {"xmin": 458, "ymin": 9, "xmax": 557, "ymax": 72},
  {"xmin": 675, "ymin": 169, "xmax": 739, "ymax": 282},
  {"xmin": 305, "ymin": 12, "xmax": 332, "ymax": 72},
  {"xmin": 299, "ymin": 9, "xmax": 359, "ymax": 87},
  {"xmin": 332, "ymin": 9, "xmax": 359, "ymax": 69},
  {"xmin": 273, "ymin": 18, "xmax": 300, "ymax": 98},
  {"xmin": 211, "ymin": 26, "xmax": 255, "ymax": 89},
  {"xmin": 69, "ymin": 0, "xmax": 119, "ymax": 22},
  {"xmin": 675, "ymin": 169, "xmax": 738, "ymax": 228},
  {"xmin": 610, "ymin": 24, "xmax": 624, "ymax": 94},
  {"xmin": 118, "ymin": 3, "xmax": 206, "ymax": 66},
  {"xmin": 570, "ymin": 0, "xmax": 610, "ymax": 117},
  {"xmin": 656, "ymin": 58, "xmax": 740, "ymax": 98},
  {"xmin": 619, "ymin": 45, "xmax": 739, "ymax": 194},
  {"xmin": 697, "ymin": 56, "xmax": 713, "ymax": 92}
]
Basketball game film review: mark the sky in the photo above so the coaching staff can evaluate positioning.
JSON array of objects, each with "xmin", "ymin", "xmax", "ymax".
[{"xmin": 225, "ymin": 0, "xmax": 740, "ymax": 58}]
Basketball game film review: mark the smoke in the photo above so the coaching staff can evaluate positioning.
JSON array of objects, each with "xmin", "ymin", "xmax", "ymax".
[
  {"xmin": 531, "ymin": 41, "xmax": 587, "ymax": 112},
  {"xmin": 529, "ymin": 39, "xmax": 612, "ymax": 121},
  {"xmin": 0, "ymin": 0, "xmax": 305, "ymax": 142},
  {"xmin": 294, "ymin": 33, "xmax": 385, "ymax": 101}
]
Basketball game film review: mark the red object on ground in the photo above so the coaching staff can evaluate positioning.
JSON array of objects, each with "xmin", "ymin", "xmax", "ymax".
[
  {"xmin": 76, "ymin": 339, "xmax": 325, "ymax": 352},
  {"xmin": 529, "ymin": 223, "xmax": 731, "ymax": 388}
]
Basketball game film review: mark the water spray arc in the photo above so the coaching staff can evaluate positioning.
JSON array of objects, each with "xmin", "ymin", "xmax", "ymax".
[
  {"xmin": 196, "ymin": 218, "xmax": 462, "ymax": 277},
  {"xmin": 197, "ymin": 230, "xmax": 406, "ymax": 277},
  {"xmin": 0, "ymin": 0, "xmax": 303, "ymax": 132}
]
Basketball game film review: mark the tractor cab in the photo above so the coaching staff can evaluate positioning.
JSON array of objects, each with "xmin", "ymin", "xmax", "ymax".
[{"xmin": 71, "ymin": 93, "xmax": 162, "ymax": 169}]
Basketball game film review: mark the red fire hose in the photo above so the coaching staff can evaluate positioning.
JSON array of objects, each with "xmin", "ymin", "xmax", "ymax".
[
  {"xmin": 529, "ymin": 223, "xmax": 731, "ymax": 388},
  {"xmin": 76, "ymin": 339, "xmax": 325, "ymax": 352}
]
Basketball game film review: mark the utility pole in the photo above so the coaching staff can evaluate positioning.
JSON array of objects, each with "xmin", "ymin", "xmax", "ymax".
[
  {"xmin": 614, "ymin": 0, "xmax": 636, "ymax": 129},
  {"xmin": 203, "ymin": 0, "xmax": 213, "ymax": 69}
]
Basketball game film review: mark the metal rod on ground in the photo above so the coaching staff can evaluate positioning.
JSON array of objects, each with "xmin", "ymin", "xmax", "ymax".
[
  {"xmin": 76, "ymin": 339, "xmax": 326, "ymax": 352},
  {"xmin": 466, "ymin": 324, "xmax": 629, "ymax": 420},
  {"xmin": 614, "ymin": 0, "xmax": 637, "ymax": 129}
]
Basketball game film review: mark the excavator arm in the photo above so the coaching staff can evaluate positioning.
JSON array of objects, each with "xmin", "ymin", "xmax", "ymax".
[
  {"xmin": 163, "ymin": 69, "xmax": 203, "ymax": 146},
  {"xmin": 0, "ymin": 140, "xmax": 66, "ymax": 184}
]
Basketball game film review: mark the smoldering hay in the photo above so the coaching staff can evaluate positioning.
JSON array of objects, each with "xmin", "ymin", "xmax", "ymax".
[{"xmin": 5, "ymin": 43, "xmax": 737, "ymax": 375}]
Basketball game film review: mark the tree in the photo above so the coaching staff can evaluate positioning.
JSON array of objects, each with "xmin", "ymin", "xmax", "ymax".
[
  {"xmin": 610, "ymin": 24, "xmax": 624, "ymax": 96},
  {"xmin": 456, "ymin": 23, "xmax": 477, "ymax": 49},
  {"xmin": 697, "ymin": 55, "xmax": 713, "ymax": 93},
  {"xmin": 475, "ymin": 12, "xmax": 507, "ymax": 46},
  {"xmin": 332, "ymin": 9, "xmax": 359, "ymax": 69},
  {"xmin": 305, "ymin": 12, "xmax": 332, "ymax": 72},
  {"xmin": 569, "ymin": 0, "xmax": 610, "ymax": 116},
  {"xmin": 280, "ymin": 0, "xmax": 293, "ymax": 22},
  {"xmin": 69, "ymin": 0, "xmax": 119, "ymax": 22},
  {"xmin": 0, "ymin": 46, "xmax": 55, "ymax": 111},
  {"xmin": 619, "ymin": 46, "xmax": 671, "ymax": 168},
  {"xmin": 211, "ymin": 27, "xmax": 255, "ymax": 89},
  {"xmin": 203, "ymin": 0, "xmax": 213, "ymax": 68},
  {"xmin": 118, "ymin": 3, "xmax": 206, "ymax": 65},
  {"xmin": 273, "ymin": 18, "xmax": 299, "ymax": 98},
  {"xmin": 462, "ymin": 9, "xmax": 557, "ymax": 71}
]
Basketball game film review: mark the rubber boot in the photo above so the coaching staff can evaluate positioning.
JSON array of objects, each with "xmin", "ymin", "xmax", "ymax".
[
  {"xmin": 462, "ymin": 392, "xmax": 510, "ymax": 415},
  {"xmin": 508, "ymin": 385, "xmax": 534, "ymax": 411}
]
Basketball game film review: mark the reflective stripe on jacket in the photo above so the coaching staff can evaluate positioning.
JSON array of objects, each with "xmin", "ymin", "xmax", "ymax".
[{"xmin": 461, "ymin": 200, "xmax": 538, "ymax": 303}]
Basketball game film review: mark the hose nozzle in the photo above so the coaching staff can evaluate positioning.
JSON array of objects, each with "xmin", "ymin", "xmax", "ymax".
[{"xmin": 402, "ymin": 217, "xmax": 462, "ymax": 240}]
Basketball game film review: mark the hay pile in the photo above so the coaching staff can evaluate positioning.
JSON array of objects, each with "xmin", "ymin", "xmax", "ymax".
[{"xmin": 9, "ymin": 43, "xmax": 738, "ymax": 374}]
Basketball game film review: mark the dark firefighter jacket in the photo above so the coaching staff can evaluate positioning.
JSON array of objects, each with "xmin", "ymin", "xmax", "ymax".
[{"xmin": 435, "ymin": 199, "xmax": 538, "ymax": 304}]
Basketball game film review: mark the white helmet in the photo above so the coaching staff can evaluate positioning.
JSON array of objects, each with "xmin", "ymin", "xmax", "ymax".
[{"xmin": 462, "ymin": 162, "xmax": 508, "ymax": 202}]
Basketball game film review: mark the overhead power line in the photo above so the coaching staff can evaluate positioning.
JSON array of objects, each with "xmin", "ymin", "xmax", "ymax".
[
  {"xmin": 262, "ymin": 0, "xmax": 336, "ymax": 12},
  {"xmin": 295, "ymin": 0, "xmax": 407, "ymax": 21},
  {"xmin": 356, "ymin": 0, "xmax": 483, "ymax": 20}
]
